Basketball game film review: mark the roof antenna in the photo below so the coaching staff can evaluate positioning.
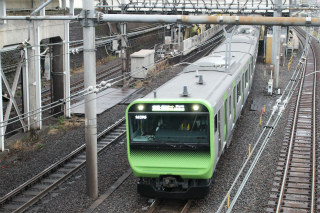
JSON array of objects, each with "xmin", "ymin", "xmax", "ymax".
[
  {"xmin": 182, "ymin": 86, "xmax": 190, "ymax": 97},
  {"xmin": 198, "ymin": 75, "xmax": 204, "ymax": 84}
]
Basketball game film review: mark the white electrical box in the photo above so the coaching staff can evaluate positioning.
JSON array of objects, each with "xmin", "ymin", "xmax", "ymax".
[
  {"xmin": 165, "ymin": 36, "xmax": 171, "ymax": 45},
  {"xmin": 112, "ymin": 39, "xmax": 119, "ymax": 51},
  {"xmin": 130, "ymin": 49, "xmax": 155, "ymax": 79},
  {"xmin": 268, "ymin": 79, "xmax": 273, "ymax": 95}
]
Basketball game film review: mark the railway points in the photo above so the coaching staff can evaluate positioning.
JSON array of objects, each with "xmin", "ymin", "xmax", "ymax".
[{"xmin": 0, "ymin": 1, "xmax": 319, "ymax": 212}]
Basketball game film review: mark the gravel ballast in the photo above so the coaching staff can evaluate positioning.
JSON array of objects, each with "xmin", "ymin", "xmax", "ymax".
[{"xmin": 1, "ymin": 31, "xmax": 318, "ymax": 213}]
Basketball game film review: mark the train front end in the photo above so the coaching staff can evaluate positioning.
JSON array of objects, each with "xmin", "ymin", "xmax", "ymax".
[{"xmin": 126, "ymin": 99, "xmax": 214, "ymax": 199}]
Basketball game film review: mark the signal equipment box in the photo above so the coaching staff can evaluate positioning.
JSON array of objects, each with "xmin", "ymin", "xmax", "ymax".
[{"xmin": 130, "ymin": 49, "xmax": 155, "ymax": 79}]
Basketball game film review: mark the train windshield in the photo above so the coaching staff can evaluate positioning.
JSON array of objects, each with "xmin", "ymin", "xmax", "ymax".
[{"xmin": 128, "ymin": 112, "xmax": 210, "ymax": 150}]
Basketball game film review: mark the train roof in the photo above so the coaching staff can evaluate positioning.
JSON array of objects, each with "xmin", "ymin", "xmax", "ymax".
[{"xmin": 143, "ymin": 26, "xmax": 260, "ymax": 106}]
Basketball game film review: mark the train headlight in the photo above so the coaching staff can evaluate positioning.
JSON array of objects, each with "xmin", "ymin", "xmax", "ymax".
[
  {"xmin": 193, "ymin": 104, "xmax": 200, "ymax": 111},
  {"xmin": 137, "ymin": 104, "xmax": 144, "ymax": 111}
]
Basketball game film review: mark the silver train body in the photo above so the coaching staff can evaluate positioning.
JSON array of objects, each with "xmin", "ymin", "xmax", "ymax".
[
  {"xmin": 144, "ymin": 25, "xmax": 260, "ymax": 171},
  {"xmin": 127, "ymin": 25, "xmax": 260, "ymax": 198}
]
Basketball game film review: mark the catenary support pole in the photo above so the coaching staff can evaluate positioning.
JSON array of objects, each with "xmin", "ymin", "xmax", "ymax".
[
  {"xmin": 178, "ymin": 23, "xmax": 181, "ymax": 51},
  {"xmin": 120, "ymin": 0, "xmax": 127, "ymax": 85},
  {"xmin": 0, "ymin": 53, "xmax": 4, "ymax": 151},
  {"xmin": 62, "ymin": 0, "xmax": 66, "ymax": 9},
  {"xmin": 171, "ymin": 24, "xmax": 174, "ymax": 43},
  {"xmin": 272, "ymin": 0, "xmax": 282, "ymax": 89},
  {"xmin": 64, "ymin": 19, "xmax": 71, "ymax": 117},
  {"xmin": 70, "ymin": 0, "xmax": 75, "ymax": 15},
  {"xmin": 82, "ymin": 0, "xmax": 98, "ymax": 199},
  {"xmin": 52, "ymin": 37, "xmax": 64, "ymax": 115},
  {"xmin": 40, "ymin": 0, "xmax": 46, "ymax": 16},
  {"xmin": 163, "ymin": 25, "xmax": 166, "ymax": 44},
  {"xmin": 28, "ymin": 21, "xmax": 42, "ymax": 130},
  {"xmin": 23, "ymin": 47, "xmax": 30, "ymax": 131},
  {"xmin": 0, "ymin": 0, "xmax": 6, "ymax": 24}
]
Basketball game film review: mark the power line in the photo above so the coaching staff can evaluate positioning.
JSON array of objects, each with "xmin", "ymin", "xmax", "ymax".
[{"xmin": 0, "ymin": 25, "xmax": 233, "ymax": 136}]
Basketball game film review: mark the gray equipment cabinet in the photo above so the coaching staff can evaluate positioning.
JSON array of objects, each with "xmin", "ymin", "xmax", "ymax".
[{"xmin": 130, "ymin": 49, "xmax": 155, "ymax": 79}]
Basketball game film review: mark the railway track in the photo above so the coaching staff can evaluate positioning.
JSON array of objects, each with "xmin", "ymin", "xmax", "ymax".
[
  {"xmin": 42, "ymin": 62, "xmax": 123, "ymax": 105},
  {"xmin": 9, "ymin": 27, "xmax": 225, "ymax": 120},
  {"xmin": 267, "ymin": 27, "xmax": 318, "ymax": 212},
  {"xmin": 146, "ymin": 199, "xmax": 193, "ymax": 213},
  {"xmin": 0, "ymin": 28, "xmax": 227, "ymax": 212},
  {"xmin": 0, "ymin": 118, "xmax": 126, "ymax": 212}
]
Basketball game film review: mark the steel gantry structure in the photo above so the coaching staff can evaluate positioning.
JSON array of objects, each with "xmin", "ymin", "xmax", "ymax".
[
  {"xmin": 98, "ymin": 0, "xmax": 319, "ymax": 14},
  {"xmin": 1, "ymin": 0, "xmax": 320, "ymax": 198}
]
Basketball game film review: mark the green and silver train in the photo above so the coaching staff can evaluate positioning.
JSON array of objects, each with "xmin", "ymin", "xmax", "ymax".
[{"xmin": 126, "ymin": 26, "xmax": 260, "ymax": 199}]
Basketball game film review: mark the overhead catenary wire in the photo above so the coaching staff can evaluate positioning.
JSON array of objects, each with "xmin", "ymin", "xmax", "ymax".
[
  {"xmin": 1, "ymin": 46, "xmax": 172, "ymax": 136},
  {"xmin": 0, "ymin": 54, "xmax": 158, "ymax": 133},
  {"xmin": 0, "ymin": 24, "xmax": 248, "ymax": 138},
  {"xmin": 1, "ymin": 87, "xmax": 91, "ymax": 128},
  {"xmin": 2, "ymin": 83, "xmax": 114, "ymax": 137},
  {"xmin": 0, "ymin": 24, "xmax": 225, "ymax": 133}
]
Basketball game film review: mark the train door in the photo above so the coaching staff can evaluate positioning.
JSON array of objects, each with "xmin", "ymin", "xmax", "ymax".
[
  {"xmin": 218, "ymin": 110, "xmax": 224, "ymax": 152},
  {"xmin": 245, "ymin": 69, "xmax": 249, "ymax": 90},
  {"xmin": 242, "ymin": 74, "xmax": 245, "ymax": 105},
  {"xmin": 249, "ymin": 63, "xmax": 252, "ymax": 89},
  {"xmin": 228, "ymin": 96, "xmax": 232, "ymax": 131},
  {"xmin": 224, "ymin": 99, "xmax": 228, "ymax": 142},
  {"xmin": 214, "ymin": 110, "xmax": 222, "ymax": 156},
  {"xmin": 233, "ymin": 87, "xmax": 236, "ymax": 124},
  {"xmin": 237, "ymin": 81, "xmax": 241, "ymax": 117}
]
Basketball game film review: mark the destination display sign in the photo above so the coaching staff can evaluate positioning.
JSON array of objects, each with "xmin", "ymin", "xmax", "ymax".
[{"xmin": 152, "ymin": 104, "xmax": 185, "ymax": 112}]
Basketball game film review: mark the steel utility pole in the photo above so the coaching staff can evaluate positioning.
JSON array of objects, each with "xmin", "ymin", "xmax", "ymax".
[
  {"xmin": 178, "ymin": 24, "xmax": 181, "ymax": 51},
  {"xmin": 121, "ymin": 0, "xmax": 128, "ymax": 85},
  {"xmin": 82, "ymin": 0, "xmax": 98, "ymax": 199},
  {"xmin": 272, "ymin": 0, "xmax": 282, "ymax": 89}
]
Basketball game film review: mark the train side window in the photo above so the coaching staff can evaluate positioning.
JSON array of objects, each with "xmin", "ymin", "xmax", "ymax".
[
  {"xmin": 214, "ymin": 114, "xmax": 218, "ymax": 132},
  {"xmin": 233, "ymin": 87, "xmax": 236, "ymax": 122},
  {"xmin": 217, "ymin": 110, "xmax": 221, "ymax": 139},
  {"xmin": 242, "ymin": 75, "xmax": 245, "ymax": 94},
  {"xmin": 245, "ymin": 70, "xmax": 249, "ymax": 88},
  {"xmin": 224, "ymin": 100, "xmax": 228, "ymax": 140},
  {"xmin": 237, "ymin": 82, "xmax": 241, "ymax": 103},
  {"xmin": 229, "ymin": 96, "xmax": 232, "ymax": 117}
]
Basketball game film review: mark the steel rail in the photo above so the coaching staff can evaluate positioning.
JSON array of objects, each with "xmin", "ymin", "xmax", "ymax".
[
  {"xmin": 0, "ymin": 25, "xmax": 225, "ymax": 210},
  {"xmin": 225, "ymin": 112, "xmax": 284, "ymax": 213},
  {"xmin": 41, "ymin": 62, "xmax": 122, "ymax": 104},
  {"xmin": 0, "ymin": 117, "xmax": 126, "ymax": 212},
  {"xmin": 311, "ymin": 33, "xmax": 317, "ymax": 213},
  {"xmin": 218, "ymin": 29, "xmax": 309, "ymax": 213},
  {"xmin": 275, "ymin": 27, "xmax": 317, "ymax": 213},
  {"xmin": 146, "ymin": 199, "xmax": 192, "ymax": 213},
  {"xmin": 275, "ymin": 55, "xmax": 306, "ymax": 213}
]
